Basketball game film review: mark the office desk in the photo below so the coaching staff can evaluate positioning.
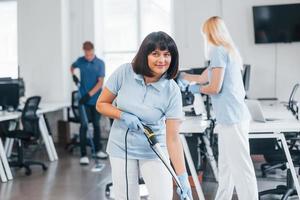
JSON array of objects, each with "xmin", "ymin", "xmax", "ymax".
[
  {"xmin": 37, "ymin": 102, "xmax": 70, "ymax": 162},
  {"xmin": 214, "ymin": 102, "xmax": 300, "ymax": 198},
  {"xmin": 0, "ymin": 102, "xmax": 69, "ymax": 182},
  {"xmin": 180, "ymin": 102, "xmax": 300, "ymax": 199},
  {"xmin": 0, "ymin": 112, "xmax": 20, "ymax": 182},
  {"xmin": 247, "ymin": 102, "xmax": 300, "ymax": 197}
]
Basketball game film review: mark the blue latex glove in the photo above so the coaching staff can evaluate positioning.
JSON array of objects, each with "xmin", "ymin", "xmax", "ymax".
[
  {"xmin": 177, "ymin": 79, "xmax": 190, "ymax": 91},
  {"xmin": 188, "ymin": 84, "xmax": 201, "ymax": 94},
  {"xmin": 120, "ymin": 112, "xmax": 143, "ymax": 131},
  {"xmin": 72, "ymin": 75, "xmax": 80, "ymax": 85},
  {"xmin": 176, "ymin": 172, "xmax": 193, "ymax": 200},
  {"xmin": 177, "ymin": 72, "xmax": 190, "ymax": 91}
]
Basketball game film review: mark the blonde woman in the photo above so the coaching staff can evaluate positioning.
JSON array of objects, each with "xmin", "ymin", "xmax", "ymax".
[{"xmin": 181, "ymin": 16, "xmax": 258, "ymax": 199}]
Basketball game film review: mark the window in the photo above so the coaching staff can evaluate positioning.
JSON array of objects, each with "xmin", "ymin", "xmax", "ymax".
[
  {"xmin": 0, "ymin": 1, "xmax": 18, "ymax": 78},
  {"xmin": 101, "ymin": 0, "xmax": 172, "ymax": 79}
]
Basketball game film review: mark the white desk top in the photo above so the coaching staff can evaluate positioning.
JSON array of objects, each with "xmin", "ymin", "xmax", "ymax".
[
  {"xmin": 181, "ymin": 101, "xmax": 300, "ymax": 134},
  {"xmin": 180, "ymin": 116, "xmax": 209, "ymax": 133},
  {"xmin": 249, "ymin": 102, "xmax": 300, "ymax": 133},
  {"xmin": 38, "ymin": 102, "xmax": 70, "ymax": 114},
  {"xmin": 260, "ymin": 101, "xmax": 294, "ymax": 119},
  {"xmin": 0, "ymin": 111, "xmax": 20, "ymax": 122},
  {"xmin": 0, "ymin": 102, "xmax": 70, "ymax": 122}
]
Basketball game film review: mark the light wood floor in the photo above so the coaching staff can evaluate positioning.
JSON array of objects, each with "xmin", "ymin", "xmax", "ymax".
[{"xmin": 0, "ymin": 144, "xmax": 298, "ymax": 200}]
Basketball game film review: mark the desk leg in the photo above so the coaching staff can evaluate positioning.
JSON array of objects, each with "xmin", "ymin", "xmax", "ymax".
[
  {"xmin": 279, "ymin": 134, "xmax": 300, "ymax": 197},
  {"xmin": 41, "ymin": 115, "xmax": 58, "ymax": 160},
  {"xmin": 5, "ymin": 121, "xmax": 17, "ymax": 157},
  {"xmin": 0, "ymin": 160, "xmax": 7, "ymax": 182},
  {"xmin": 249, "ymin": 133, "xmax": 300, "ymax": 198},
  {"xmin": 48, "ymin": 135, "xmax": 58, "ymax": 160},
  {"xmin": 0, "ymin": 138, "xmax": 12, "ymax": 181},
  {"xmin": 180, "ymin": 134, "xmax": 206, "ymax": 200},
  {"xmin": 7, "ymin": 139, "xmax": 14, "ymax": 158},
  {"xmin": 4, "ymin": 139, "xmax": 11, "ymax": 155},
  {"xmin": 202, "ymin": 134, "xmax": 219, "ymax": 182},
  {"xmin": 39, "ymin": 116, "xmax": 55, "ymax": 162}
]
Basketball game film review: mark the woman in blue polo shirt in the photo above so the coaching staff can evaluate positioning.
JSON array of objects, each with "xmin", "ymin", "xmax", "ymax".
[
  {"xmin": 181, "ymin": 16, "xmax": 258, "ymax": 200},
  {"xmin": 96, "ymin": 32, "xmax": 192, "ymax": 200}
]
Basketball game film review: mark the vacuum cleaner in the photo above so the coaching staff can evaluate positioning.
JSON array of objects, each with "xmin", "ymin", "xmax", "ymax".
[
  {"xmin": 142, "ymin": 125, "xmax": 192, "ymax": 200},
  {"xmin": 105, "ymin": 125, "xmax": 192, "ymax": 200},
  {"xmin": 73, "ymin": 75, "xmax": 105, "ymax": 172}
]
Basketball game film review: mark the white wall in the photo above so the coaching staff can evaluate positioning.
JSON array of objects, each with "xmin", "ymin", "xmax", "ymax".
[
  {"xmin": 174, "ymin": 0, "xmax": 222, "ymax": 68},
  {"xmin": 18, "ymin": 0, "xmax": 300, "ymax": 102},
  {"xmin": 69, "ymin": 0, "xmax": 97, "ymax": 62},
  {"xmin": 18, "ymin": 0, "xmax": 71, "ymax": 103},
  {"xmin": 18, "ymin": 0, "xmax": 101, "ymax": 104},
  {"xmin": 174, "ymin": 0, "xmax": 300, "ymax": 101}
]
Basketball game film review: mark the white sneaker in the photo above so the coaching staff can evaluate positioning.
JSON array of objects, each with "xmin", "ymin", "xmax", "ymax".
[
  {"xmin": 80, "ymin": 156, "xmax": 89, "ymax": 165},
  {"xmin": 96, "ymin": 151, "xmax": 108, "ymax": 159}
]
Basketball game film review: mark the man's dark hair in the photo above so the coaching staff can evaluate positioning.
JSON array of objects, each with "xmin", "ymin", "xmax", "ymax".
[
  {"xmin": 132, "ymin": 31, "xmax": 179, "ymax": 79},
  {"xmin": 83, "ymin": 41, "xmax": 94, "ymax": 50}
]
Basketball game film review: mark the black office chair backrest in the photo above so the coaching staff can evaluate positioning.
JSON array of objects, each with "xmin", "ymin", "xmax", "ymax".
[
  {"xmin": 69, "ymin": 90, "xmax": 92, "ymax": 122},
  {"xmin": 71, "ymin": 91, "xmax": 81, "ymax": 121},
  {"xmin": 242, "ymin": 64, "xmax": 251, "ymax": 92},
  {"xmin": 21, "ymin": 96, "xmax": 41, "ymax": 138},
  {"xmin": 288, "ymin": 83, "xmax": 300, "ymax": 107}
]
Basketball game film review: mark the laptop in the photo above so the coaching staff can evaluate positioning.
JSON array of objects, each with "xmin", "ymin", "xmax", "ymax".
[{"xmin": 245, "ymin": 99, "xmax": 279, "ymax": 122}]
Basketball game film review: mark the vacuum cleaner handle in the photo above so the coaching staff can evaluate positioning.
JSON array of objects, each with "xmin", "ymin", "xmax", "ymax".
[
  {"xmin": 73, "ymin": 79, "xmax": 89, "ymax": 124},
  {"xmin": 142, "ymin": 125, "xmax": 192, "ymax": 200},
  {"xmin": 142, "ymin": 125, "xmax": 159, "ymax": 146}
]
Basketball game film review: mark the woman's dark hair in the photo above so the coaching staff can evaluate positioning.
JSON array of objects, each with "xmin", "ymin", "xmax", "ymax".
[{"xmin": 132, "ymin": 31, "xmax": 179, "ymax": 79}]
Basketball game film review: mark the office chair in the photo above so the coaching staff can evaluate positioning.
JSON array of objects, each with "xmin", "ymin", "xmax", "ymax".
[
  {"xmin": 260, "ymin": 152, "xmax": 300, "ymax": 199},
  {"xmin": 255, "ymin": 83, "xmax": 300, "ymax": 199},
  {"xmin": 242, "ymin": 64, "xmax": 251, "ymax": 99},
  {"xmin": 5, "ymin": 96, "xmax": 47, "ymax": 175},
  {"xmin": 250, "ymin": 137, "xmax": 300, "ymax": 199},
  {"xmin": 261, "ymin": 83, "xmax": 300, "ymax": 174},
  {"xmin": 68, "ymin": 90, "xmax": 81, "ymax": 124},
  {"xmin": 258, "ymin": 84, "xmax": 300, "ymax": 177},
  {"xmin": 287, "ymin": 83, "xmax": 299, "ymax": 120},
  {"xmin": 259, "ymin": 141, "xmax": 288, "ymax": 177},
  {"xmin": 65, "ymin": 91, "xmax": 93, "ymax": 153}
]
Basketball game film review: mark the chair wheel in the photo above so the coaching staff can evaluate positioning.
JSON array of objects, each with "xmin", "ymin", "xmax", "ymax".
[
  {"xmin": 280, "ymin": 165, "xmax": 287, "ymax": 170},
  {"xmin": 25, "ymin": 169, "xmax": 32, "ymax": 176},
  {"xmin": 42, "ymin": 165, "xmax": 48, "ymax": 171},
  {"xmin": 67, "ymin": 146, "xmax": 74, "ymax": 153}
]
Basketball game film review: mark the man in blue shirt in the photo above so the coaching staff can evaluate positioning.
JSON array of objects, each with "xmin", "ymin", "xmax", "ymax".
[{"xmin": 70, "ymin": 41, "xmax": 108, "ymax": 165}]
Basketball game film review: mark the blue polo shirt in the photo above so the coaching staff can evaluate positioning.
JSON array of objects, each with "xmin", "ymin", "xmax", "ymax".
[
  {"xmin": 104, "ymin": 63, "xmax": 183, "ymax": 159},
  {"xmin": 72, "ymin": 56, "xmax": 105, "ymax": 105},
  {"xmin": 208, "ymin": 46, "xmax": 250, "ymax": 125}
]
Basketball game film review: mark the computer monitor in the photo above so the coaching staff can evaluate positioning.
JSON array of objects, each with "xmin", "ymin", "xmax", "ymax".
[
  {"xmin": 180, "ymin": 67, "xmax": 207, "ymax": 75},
  {"xmin": 0, "ymin": 82, "xmax": 19, "ymax": 110},
  {"xmin": 0, "ymin": 77, "xmax": 12, "ymax": 82},
  {"xmin": 0, "ymin": 78, "xmax": 25, "ymax": 98},
  {"xmin": 242, "ymin": 64, "xmax": 251, "ymax": 92}
]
